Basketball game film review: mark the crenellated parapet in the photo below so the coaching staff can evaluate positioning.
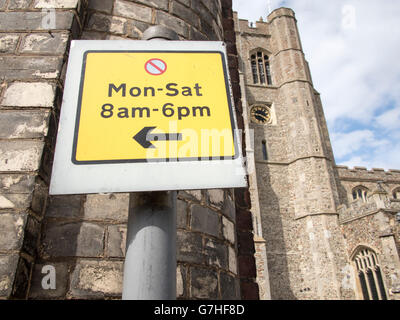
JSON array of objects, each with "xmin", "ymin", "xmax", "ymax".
[
  {"xmin": 337, "ymin": 165, "xmax": 400, "ymax": 182},
  {"xmin": 337, "ymin": 165, "xmax": 400, "ymax": 224},
  {"xmin": 233, "ymin": 12, "xmax": 270, "ymax": 35}
]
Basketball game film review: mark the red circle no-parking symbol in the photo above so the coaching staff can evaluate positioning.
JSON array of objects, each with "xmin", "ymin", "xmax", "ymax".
[{"xmin": 145, "ymin": 58, "xmax": 167, "ymax": 75}]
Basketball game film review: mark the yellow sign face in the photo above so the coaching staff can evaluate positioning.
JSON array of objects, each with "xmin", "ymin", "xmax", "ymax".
[{"xmin": 72, "ymin": 51, "xmax": 238, "ymax": 164}]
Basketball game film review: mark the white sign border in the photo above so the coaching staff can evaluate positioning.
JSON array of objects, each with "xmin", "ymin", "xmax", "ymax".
[{"xmin": 49, "ymin": 40, "xmax": 247, "ymax": 195}]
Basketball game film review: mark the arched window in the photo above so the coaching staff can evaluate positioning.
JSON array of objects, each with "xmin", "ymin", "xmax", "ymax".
[
  {"xmin": 352, "ymin": 186, "xmax": 368, "ymax": 202},
  {"xmin": 250, "ymin": 51, "xmax": 272, "ymax": 85},
  {"xmin": 353, "ymin": 247, "xmax": 387, "ymax": 300},
  {"xmin": 393, "ymin": 187, "xmax": 400, "ymax": 200}
]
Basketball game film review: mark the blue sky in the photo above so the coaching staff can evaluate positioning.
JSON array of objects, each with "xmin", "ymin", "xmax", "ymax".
[{"xmin": 233, "ymin": 0, "xmax": 400, "ymax": 170}]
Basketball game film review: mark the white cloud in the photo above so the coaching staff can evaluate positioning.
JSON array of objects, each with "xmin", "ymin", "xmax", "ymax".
[
  {"xmin": 331, "ymin": 130, "xmax": 389, "ymax": 159},
  {"xmin": 375, "ymin": 108, "xmax": 400, "ymax": 130},
  {"xmin": 233, "ymin": 0, "xmax": 400, "ymax": 170}
]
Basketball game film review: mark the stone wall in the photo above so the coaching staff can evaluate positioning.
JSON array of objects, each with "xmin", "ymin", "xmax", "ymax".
[
  {"xmin": 336, "ymin": 166, "xmax": 400, "ymax": 206},
  {"xmin": 340, "ymin": 211, "xmax": 400, "ymax": 299},
  {"xmin": 337, "ymin": 165, "xmax": 400, "ymax": 300},
  {"xmin": 0, "ymin": 0, "xmax": 86, "ymax": 299},
  {"xmin": 0, "ymin": 0, "xmax": 251, "ymax": 300}
]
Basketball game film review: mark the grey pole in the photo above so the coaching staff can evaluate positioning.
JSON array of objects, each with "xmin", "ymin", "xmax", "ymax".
[
  {"xmin": 122, "ymin": 26, "xmax": 179, "ymax": 300},
  {"xmin": 122, "ymin": 191, "xmax": 177, "ymax": 299}
]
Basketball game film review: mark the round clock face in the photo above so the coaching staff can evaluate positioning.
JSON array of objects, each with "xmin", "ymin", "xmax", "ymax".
[{"xmin": 250, "ymin": 106, "xmax": 271, "ymax": 124}]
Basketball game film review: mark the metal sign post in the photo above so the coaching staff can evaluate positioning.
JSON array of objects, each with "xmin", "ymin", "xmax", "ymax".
[
  {"xmin": 122, "ymin": 191, "xmax": 176, "ymax": 300},
  {"xmin": 122, "ymin": 26, "xmax": 179, "ymax": 300}
]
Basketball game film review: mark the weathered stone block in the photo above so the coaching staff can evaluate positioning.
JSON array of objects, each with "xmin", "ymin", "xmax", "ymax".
[
  {"xmin": 0, "ymin": 193, "xmax": 32, "ymax": 209},
  {"xmin": 0, "ymin": 34, "xmax": 19, "ymax": 53},
  {"xmin": 128, "ymin": 0, "xmax": 168, "ymax": 11},
  {"xmin": 0, "ymin": 254, "xmax": 19, "ymax": 298},
  {"xmin": 86, "ymin": 12, "xmax": 127, "ymax": 34},
  {"xmin": 88, "ymin": 0, "xmax": 114, "ymax": 13},
  {"xmin": 70, "ymin": 260, "xmax": 123, "ymax": 298},
  {"xmin": 20, "ymin": 33, "xmax": 69, "ymax": 54},
  {"xmin": 204, "ymin": 238, "xmax": 227, "ymax": 269},
  {"xmin": 2, "ymin": 82, "xmax": 55, "ymax": 107},
  {"xmin": 84, "ymin": 193, "xmax": 129, "ymax": 222},
  {"xmin": 46, "ymin": 195, "xmax": 83, "ymax": 218},
  {"xmin": 177, "ymin": 199, "xmax": 188, "ymax": 228},
  {"xmin": 222, "ymin": 216, "xmax": 235, "ymax": 243},
  {"xmin": 0, "ymin": 213, "xmax": 27, "ymax": 251},
  {"xmin": 0, "ymin": 111, "xmax": 50, "ymax": 139},
  {"xmin": 228, "ymin": 246, "xmax": 237, "ymax": 274},
  {"xmin": 191, "ymin": 205, "xmax": 220, "ymax": 237},
  {"xmin": 200, "ymin": 18, "xmax": 218, "ymax": 40},
  {"xmin": 176, "ymin": 264, "xmax": 186, "ymax": 298},
  {"xmin": 190, "ymin": 266, "xmax": 218, "ymax": 299},
  {"xmin": 155, "ymin": 10, "xmax": 189, "ymax": 37},
  {"xmin": 191, "ymin": 1, "xmax": 214, "ymax": 27},
  {"xmin": 0, "ymin": 11, "xmax": 74, "ymax": 31},
  {"xmin": 220, "ymin": 272, "xmax": 240, "ymax": 300},
  {"xmin": 208, "ymin": 189, "xmax": 224, "ymax": 208},
  {"xmin": 41, "ymin": 222, "xmax": 105, "ymax": 257},
  {"xmin": 171, "ymin": 1, "xmax": 199, "ymax": 27},
  {"xmin": 0, "ymin": 56, "xmax": 63, "ymax": 80},
  {"xmin": 0, "ymin": 0, "xmax": 6, "ymax": 9},
  {"xmin": 113, "ymin": 0, "xmax": 152, "ymax": 23},
  {"xmin": 177, "ymin": 0, "xmax": 190, "ymax": 7},
  {"xmin": 106, "ymin": 225, "xmax": 126, "ymax": 258},
  {"xmin": 0, "ymin": 174, "xmax": 35, "ymax": 194},
  {"xmin": 0, "ymin": 195, "xmax": 15, "ymax": 209},
  {"xmin": 0, "ymin": 140, "xmax": 44, "ymax": 172},
  {"xmin": 34, "ymin": 0, "xmax": 79, "ymax": 8},
  {"xmin": 29, "ymin": 263, "xmax": 69, "ymax": 299},
  {"xmin": 8, "ymin": 0, "xmax": 31, "ymax": 9},
  {"xmin": 125, "ymin": 18, "xmax": 150, "ymax": 38},
  {"xmin": 190, "ymin": 26, "xmax": 207, "ymax": 40},
  {"xmin": 179, "ymin": 190, "xmax": 202, "ymax": 202},
  {"xmin": 223, "ymin": 194, "xmax": 236, "ymax": 220},
  {"xmin": 177, "ymin": 230, "xmax": 204, "ymax": 264}
]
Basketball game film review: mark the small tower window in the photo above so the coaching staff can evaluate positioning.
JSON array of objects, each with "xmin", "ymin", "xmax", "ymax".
[
  {"xmin": 262, "ymin": 140, "xmax": 268, "ymax": 161},
  {"xmin": 251, "ymin": 52, "xmax": 272, "ymax": 85},
  {"xmin": 353, "ymin": 247, "xmax": 387, "ymax": 300},
  {"xmin": 393, "ymin": 188, "xmax": 400, "ymax": 200},
  {"xmin": 352, "ymin": 186, "xmax": 368, "ymax": 202}
]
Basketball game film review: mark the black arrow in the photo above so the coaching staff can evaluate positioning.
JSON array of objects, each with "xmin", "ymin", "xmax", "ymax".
[{"xmin": 133, "ymin": 126, "xmax": 183, "ymax": 149}]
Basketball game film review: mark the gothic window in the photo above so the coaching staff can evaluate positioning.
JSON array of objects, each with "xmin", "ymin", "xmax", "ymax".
[
  {"xmin": 393, "ymin": 188, "xmax": 400, "ymax": 199},
  {"xmin": 352, "ymin": 186, "xmax": 368, "ymax": 202},
  {"xmin": 353, "ymin": 247, "xmax": 387, "ymax": 300},
  {"xmin": 250, "ymin": 52, "xmax": 272, "ymax": 85}
]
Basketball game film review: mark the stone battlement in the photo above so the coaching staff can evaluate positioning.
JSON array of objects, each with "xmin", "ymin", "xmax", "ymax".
[
  {"xmin": 233, "ymin": 7, "xmax": 295, "ymax": 35},
  {"xmin": 336, "ymin": 165, "xmax": 400, "ymax": 182},
  {"xmin": 233, "ymin": 11, "xmax": 269, "ymax": 34}
]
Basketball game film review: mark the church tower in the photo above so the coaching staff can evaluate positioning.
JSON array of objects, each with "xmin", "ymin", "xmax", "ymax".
[{"xmin": 235, "ymin": 8, "xmax": 355, "ymax": 299}]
